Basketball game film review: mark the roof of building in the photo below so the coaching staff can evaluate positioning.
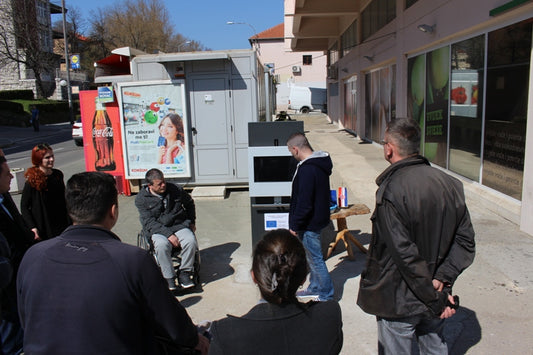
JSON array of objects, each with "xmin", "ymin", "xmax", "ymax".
[{"xmin": 252, "ymin": 23, "xmax": 284, "ymax": 40}]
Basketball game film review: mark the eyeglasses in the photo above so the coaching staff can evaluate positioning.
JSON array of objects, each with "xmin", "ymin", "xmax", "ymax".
[
  {"xmin": 36, "ymin": 143, "xmax": 51, "ymax": 151},
  {"xmin": 381, "ymin": 140, "xmax": 388, "ymax": 145}
]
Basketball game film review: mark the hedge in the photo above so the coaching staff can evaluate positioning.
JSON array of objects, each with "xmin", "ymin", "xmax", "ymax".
[
  {"xmin": 0, "ymin": 90, "xmax": 34, "ymax": 100},
  {"xmin": 0, "ymin": 100, "xmax": 24, "ymax": 113},
  {"xmin": 0, "ymin": 100, "xmax": 81, "ymax": 126}
]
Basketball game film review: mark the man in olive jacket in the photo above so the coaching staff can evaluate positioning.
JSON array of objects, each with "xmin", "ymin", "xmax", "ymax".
[{"xmin": 357, "ymin": 118, "xmax": 475, "ymax": 354}]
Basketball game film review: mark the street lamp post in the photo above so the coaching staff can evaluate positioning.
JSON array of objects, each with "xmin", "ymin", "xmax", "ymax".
[
  {"xmin": 226, "ymin": 21, "xmax": 259, "ymax": 49},
  {"xmin": 177, "ymin": 40, "xmax": 191, "ymax": 52},
  {"xmin": 61, "ymin": 0, "xmax": 74, "ymax": 124}
]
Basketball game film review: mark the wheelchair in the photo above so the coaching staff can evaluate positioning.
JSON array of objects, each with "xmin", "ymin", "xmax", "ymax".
[{"xmin": 137, "ymin": 229, "xmax": 201, "ymax": 287}]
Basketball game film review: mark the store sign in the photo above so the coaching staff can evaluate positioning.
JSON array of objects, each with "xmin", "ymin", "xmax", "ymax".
[{"xmin": 98, "ymin": 86, "xmax": 114, "ymax": 103}]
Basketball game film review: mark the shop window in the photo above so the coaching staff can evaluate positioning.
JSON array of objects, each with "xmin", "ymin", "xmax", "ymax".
[
  {"xmin": 482, "ymin": 19, "xmax": 531, "ymax": 200},
  {"xmin": 406, "ymin": 18, "xmax": 530, "ymax": 201},
  {"xmin": 343, "ymin": 76, "xmax": 357, "ymax": 131},
  {"xmin": 364, "ymin": 65, "xmax": 395, "ymax": 142},
  {"xmin": 407, "ymin": 55, "xmax": 426, "ymax": 152},
  {"xmin": 408, "ymin": 48, "xmax": 451, "ymax": 169},
  {"xmin": 449, "ymin": 35, "xmax": 485, "ymax": 181},
  {"xmin": 424, "ymin": 47, "xmax": 450, "ymax": 168}
]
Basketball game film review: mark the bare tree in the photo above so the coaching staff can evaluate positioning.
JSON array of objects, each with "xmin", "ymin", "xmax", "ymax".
[
  {"xmin": 89, "ymin": 0, "xmax": 173, "ymax": 54},
  {"xmin": 0, "ymin": 0, "xmax": 60, "ymax": 98},
  {"xmin": 53, "ymin": 6, "xmax": 87, "ymax": 56},
  {"xmin": 88, "ymin": 0, "xmax": 209, "ymax": 54}
]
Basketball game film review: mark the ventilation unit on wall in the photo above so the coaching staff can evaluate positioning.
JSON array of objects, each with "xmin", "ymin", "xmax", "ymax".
[{"xmin": 292, "ymin": 65, "xmax": 301, "ymax": 73}]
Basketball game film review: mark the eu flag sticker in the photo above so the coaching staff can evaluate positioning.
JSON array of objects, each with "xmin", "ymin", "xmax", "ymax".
[{"xmin": 266, "ymin": 221, "xmax": 277, "ymax": 228}]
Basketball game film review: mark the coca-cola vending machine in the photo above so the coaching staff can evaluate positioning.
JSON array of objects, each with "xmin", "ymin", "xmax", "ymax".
[{"xmin": 80, "ymin": 90, "xmax": 130, "ymax": 195}]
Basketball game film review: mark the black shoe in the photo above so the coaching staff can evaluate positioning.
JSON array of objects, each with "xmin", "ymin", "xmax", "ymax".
[
  {"xmin": 178, "ymin": 271, "xmax": 195, "ymax": 289},
  {"xmin": 166, "ymin": 278, "xmax": 177, "ymax": 291}
]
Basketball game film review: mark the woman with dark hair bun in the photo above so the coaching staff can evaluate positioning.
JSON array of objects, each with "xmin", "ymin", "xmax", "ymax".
[
  {"xmin": 208, "ymin": 229, "xmax": 343, "ymax": 355},
  {"xmin": 20, "ymin": 143, "xmax": 70, "ymax": 241}
]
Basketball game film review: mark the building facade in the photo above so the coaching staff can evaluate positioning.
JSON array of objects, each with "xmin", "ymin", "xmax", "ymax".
[
  {"xmin": 285, "ymin": 0, "xmax": 533, "ymax": 235},
  {"xmin": 254, "ymin": 23, "xmax": 327, "ymax": 112},
  {"xmin": 0, "ymin": 0, "xmax": 62, "ymax": 97}
]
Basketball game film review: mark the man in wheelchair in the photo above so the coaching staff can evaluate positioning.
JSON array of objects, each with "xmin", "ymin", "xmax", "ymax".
[{"xmin": 135, "ymin": 168, "xmax": 199, "ymax": 290}]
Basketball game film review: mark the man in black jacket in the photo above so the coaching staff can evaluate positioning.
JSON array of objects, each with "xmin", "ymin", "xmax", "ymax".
[
  {"xmin": 357, "ymin": 118, "xmax": 475, "ymax": 354},
  {"xmin": 0, "ymin": 155, "xmax": 33, "ymax": 354},
  {"xmin": 135, "ymin": 168, "xmax": 198, "ymax": 290},
  {"xmin": 17, "ymin": 172, "xmax": 208, "ymax": 354}
]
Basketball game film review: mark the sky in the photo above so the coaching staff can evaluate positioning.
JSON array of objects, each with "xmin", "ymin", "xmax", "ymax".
[{"xmin": 54, "ymin": 0, "xmax": 284, "ymax": 51}]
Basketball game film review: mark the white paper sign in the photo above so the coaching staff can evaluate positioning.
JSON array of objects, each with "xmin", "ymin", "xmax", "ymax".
[{"xmin": 264, "ymin": 213, "xmax": 289, "ymax": 231}]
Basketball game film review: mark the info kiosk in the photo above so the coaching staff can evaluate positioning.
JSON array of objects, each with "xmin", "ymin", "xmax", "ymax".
[{"xmin": 248, "ymin": 121, "xmax": 304, "ymax": 247}]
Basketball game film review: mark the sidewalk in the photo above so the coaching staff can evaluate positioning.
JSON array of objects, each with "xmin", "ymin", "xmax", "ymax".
[
  {"xmin": 152, "ymin": 113, "xmax": 532, "ymax": 354},
  {"xmin": 3, "ymin": 115, "xmax": 533, "ymax": 353},
  {"xmin": 292, "ymin": 114, "xmax": 533, "ymax": 354}
]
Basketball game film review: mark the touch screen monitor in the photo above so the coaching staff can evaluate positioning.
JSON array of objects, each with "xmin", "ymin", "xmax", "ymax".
[{"xmin": 248, "ymin": 146, "xmax": 297, "ymax": 197}]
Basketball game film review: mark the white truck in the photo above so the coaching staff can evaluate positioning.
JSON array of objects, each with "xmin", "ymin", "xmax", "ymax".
[{"xmin": 288, "ymin": 85, "xmax": 327, "ymax": 114}]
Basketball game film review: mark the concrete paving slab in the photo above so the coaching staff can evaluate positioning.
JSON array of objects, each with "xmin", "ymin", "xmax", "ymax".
[{"xmin": 191, "ymin": 186, "xmax": 226, "ymax": 200}]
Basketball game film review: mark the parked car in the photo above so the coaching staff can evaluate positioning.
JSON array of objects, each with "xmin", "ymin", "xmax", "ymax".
[{"xmin": 72, "ymin": 119, "xmax": 83, "ymax": 146}]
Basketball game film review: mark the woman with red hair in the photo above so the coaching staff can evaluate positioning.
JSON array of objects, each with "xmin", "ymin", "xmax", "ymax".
[{"xmin": 20, "ymin": 143, "xmax": 70, "ymax": 241}]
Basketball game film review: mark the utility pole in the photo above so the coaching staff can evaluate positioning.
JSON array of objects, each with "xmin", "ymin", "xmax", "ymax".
[{"xmin": 61, "ymin": 0, "xmax": 74, "ymax": 124}]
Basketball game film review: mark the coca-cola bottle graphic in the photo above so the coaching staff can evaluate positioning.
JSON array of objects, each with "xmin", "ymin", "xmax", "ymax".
[{"xmin": 92, "ymin": 98, "xmax": 116, "ymax": 171}]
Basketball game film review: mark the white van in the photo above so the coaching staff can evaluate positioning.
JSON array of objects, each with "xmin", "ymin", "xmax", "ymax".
[{"xmin": 288, "ymin": 86, "xmax": 327, "ymax": 114}]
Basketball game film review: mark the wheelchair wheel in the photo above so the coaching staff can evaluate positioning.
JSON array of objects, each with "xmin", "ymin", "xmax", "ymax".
[
  {"xmin": 193, "ymin": 250, "xmax": 201, "ymax": 285},
  {"xmin": 137, "ymin": 232, "xmax": 155, "ymax": 255}
]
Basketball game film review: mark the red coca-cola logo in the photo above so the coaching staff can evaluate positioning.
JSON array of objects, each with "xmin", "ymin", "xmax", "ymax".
[{"xmin": 92, "ymin": 126, "xmax": 114, "ymax": 138}]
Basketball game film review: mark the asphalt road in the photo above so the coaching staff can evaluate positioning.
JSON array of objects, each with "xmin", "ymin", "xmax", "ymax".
[{"xmin": 3, "ymin": 127, "xmax": 86, "ymax": 177}]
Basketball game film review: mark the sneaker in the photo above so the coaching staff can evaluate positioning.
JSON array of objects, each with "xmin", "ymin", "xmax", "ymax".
[
  {"xmin": 296, "ymin": 289, "xmax": 319, "ymax": 302},
  {"xmin": 178, "ymin": 271, "xmax": 195, "ymax": 289},
  {"xmin": 166, "ymin": 278, "xmax": 177, "ymax": 291}
]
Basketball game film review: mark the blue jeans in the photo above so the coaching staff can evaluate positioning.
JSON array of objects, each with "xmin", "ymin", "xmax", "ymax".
[
  {"xmin": 377, "ymin": 314, "xmax": 447, "ymax": 355},
  {"xmin": 300, "ymin": 230, "xmax": 334, "ymax": 301}
]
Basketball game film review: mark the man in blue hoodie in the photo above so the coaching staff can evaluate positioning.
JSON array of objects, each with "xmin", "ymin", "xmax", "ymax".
[{"xmin": 287, "ymin": 132, "xmax": 334, "ymax": 301}]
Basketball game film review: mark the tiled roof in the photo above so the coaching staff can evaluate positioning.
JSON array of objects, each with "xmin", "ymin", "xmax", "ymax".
[{"xmin": 252, "ymin": 23, "xmax": 284, "ymax": 40}]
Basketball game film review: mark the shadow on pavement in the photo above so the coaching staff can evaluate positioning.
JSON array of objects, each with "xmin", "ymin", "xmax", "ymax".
[
  {"xmin": 328, "ymin": 230, "xmax": 370, "ymax": 301},
  {"xmin": 445, "ymin": 307, "xmax": 482, "ymax": 354},
  {"xmin": 320, "ymin": 223, "xmax": 370, "ymax": 300},
  {"xmin": 198, "ymin": 242, "xmax": 240, "ymax": 285},
  {"xmin": 411, "ymin": 306, "xmax": 481, "ymax": 354},
  {"xmin": 177, "ymin": 295, "xmax": 202, "ymax": 308}
]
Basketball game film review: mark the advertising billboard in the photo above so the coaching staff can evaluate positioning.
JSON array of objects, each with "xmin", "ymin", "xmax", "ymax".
[
  {"xmin": 117, "ymin": 80, "xmax": 190, "ymax": 179},
  {"xmin": 79, "ymin": 90, "xmax": 130, "ymax": 195}
]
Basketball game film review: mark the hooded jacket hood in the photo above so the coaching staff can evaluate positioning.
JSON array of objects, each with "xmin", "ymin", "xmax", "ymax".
[{"xmin": 294, "ymin": 151, "xmax": 332, "ymax": 180}]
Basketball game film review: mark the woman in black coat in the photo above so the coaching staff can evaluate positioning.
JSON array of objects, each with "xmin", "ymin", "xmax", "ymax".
[
  {"xmin": 20, "ymin": 143, "xmax": 70, "ymax": 241},
  {"xmin": 209, "ymin": 229, "xmax": 343, "ymax": 355}
]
